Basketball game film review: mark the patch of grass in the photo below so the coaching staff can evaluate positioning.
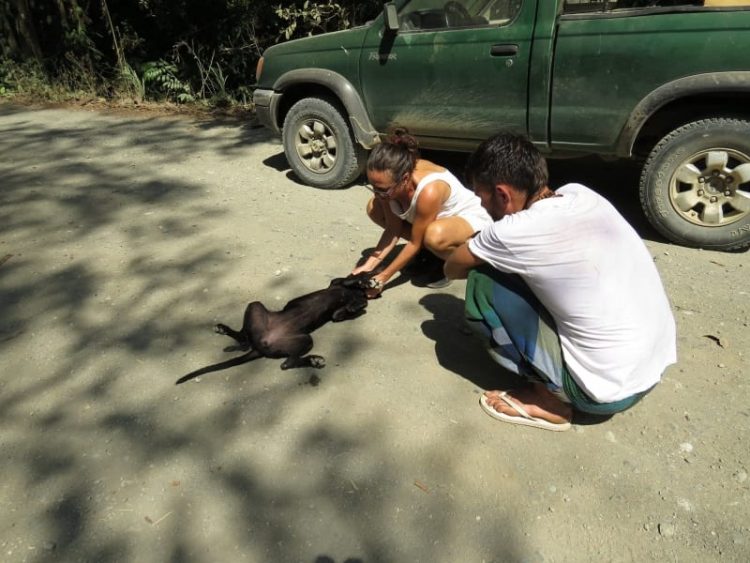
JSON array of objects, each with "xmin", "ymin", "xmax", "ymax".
[{"xmin": 0, "ymin": 56, "xmax": 252, "ymax": 115}]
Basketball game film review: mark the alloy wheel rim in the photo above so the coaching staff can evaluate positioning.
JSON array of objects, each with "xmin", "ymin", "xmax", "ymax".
[
  {"xmin": 294, "ymin": 118, "xmax": 337, "ymax": 174},
  {"xmin": 669, "ymin": 148, "xmax": 750, "ymax": 227}
]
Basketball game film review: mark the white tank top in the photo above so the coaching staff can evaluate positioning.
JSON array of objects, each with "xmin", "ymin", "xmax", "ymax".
[{"xmin": 389, "ymin": 170, "xmax": 491, "ymax": 231}]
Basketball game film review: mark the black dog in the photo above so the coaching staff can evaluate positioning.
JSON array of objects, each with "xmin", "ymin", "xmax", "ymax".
[{"xmin": 176, "ymin": 273, "xmax": 372, "ymax": 384}]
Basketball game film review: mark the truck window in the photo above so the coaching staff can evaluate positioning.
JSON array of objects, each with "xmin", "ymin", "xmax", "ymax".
[
  {"xmin": 399, "ymin": 0, "xmax": 522, "ymax": 30},
  {"xmin": 563, "ymin": 0, "xmax": 748, "ymax": 13}
]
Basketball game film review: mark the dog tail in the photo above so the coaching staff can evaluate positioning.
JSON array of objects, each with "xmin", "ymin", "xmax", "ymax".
[{"xmin": 175, "ymin": 350, "xmax": 261, "ymax": 385}]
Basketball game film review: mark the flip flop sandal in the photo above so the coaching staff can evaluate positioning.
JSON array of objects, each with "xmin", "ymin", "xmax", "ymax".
[{"xmin": 479, "ymin": 392, "xmax": 572, "ymax": 432}]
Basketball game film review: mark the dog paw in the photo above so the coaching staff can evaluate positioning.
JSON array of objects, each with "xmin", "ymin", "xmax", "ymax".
[
  {"xmin": 309, "ymin": 355, "xmax": 326, "ymax": 369},
  {"xmin": 214, "ymin": 324, "xmax": 230, "ymax": 335}
]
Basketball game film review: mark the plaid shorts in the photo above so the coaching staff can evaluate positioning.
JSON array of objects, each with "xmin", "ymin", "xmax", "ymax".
[{"xmin": 464, "ymin": 266, "xmax": 650, "ymax": 415}]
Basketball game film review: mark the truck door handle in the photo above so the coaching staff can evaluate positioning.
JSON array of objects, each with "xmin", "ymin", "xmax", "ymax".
[{"xmin": 490, "ymin": 44, "xmax": 518, "ymax": 56}]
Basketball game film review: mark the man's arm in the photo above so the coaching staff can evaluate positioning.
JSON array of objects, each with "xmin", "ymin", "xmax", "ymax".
[{"xmin": 445, "ymin": 241, "xmax": 485, "ymax": 280}]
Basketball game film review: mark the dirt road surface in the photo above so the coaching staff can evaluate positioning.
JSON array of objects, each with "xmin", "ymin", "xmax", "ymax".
[{"xmin": 1, "ymin": 103, "xmax": 748, "ymax": 562}]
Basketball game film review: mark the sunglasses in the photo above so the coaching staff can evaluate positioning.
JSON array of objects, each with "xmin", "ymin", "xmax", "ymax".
[{"xmin": 363, "ymin": 175, "xmax": 406, "ymax": 199}]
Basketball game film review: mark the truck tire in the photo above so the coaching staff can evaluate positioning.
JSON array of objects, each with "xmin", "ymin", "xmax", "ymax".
[
  {"xmin": 282, "ymin": 97, "xmax": 368, "ymax": 189},
  {"xmin": 639, "ymin": 118, "xmax": 750, "ymax": 251}
]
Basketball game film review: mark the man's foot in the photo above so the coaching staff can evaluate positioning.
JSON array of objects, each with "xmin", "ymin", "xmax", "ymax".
[{"xmin": 481, "ymin": 384, "xmax": 572, "ymax": 430}]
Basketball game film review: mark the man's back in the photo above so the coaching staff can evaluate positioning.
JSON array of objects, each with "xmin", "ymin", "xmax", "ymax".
[{"xmin": 468, "ymin": 183, "xmax": 677, "ymax": 402}]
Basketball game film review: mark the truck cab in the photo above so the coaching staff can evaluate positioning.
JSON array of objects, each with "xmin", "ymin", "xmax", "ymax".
[{"xmin": 253, "ymin": 0, "xmax": 750, "ymax": 251}]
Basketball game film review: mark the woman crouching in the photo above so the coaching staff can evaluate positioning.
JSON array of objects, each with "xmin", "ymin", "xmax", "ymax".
[{"xmin": 352, "ymin": 129, "xmax": 492, "ymax": 297}]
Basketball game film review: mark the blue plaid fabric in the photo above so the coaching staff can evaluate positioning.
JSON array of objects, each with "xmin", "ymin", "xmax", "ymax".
[{"xmin": 464, "ymin": 266, "xmax": 651, "ymax": 415}]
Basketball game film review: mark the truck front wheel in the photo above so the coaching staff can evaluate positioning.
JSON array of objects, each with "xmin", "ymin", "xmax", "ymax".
[
  {"xmin": 282, "ymin": 97, "xmax": 368, "ymax": 189},
  {"xmin": 639, "ymin": 118, "xmax": 750, "ymax": 251}
]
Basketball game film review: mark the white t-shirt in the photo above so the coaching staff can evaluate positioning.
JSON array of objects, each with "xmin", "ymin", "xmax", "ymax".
[{"xmin": 468, "ymin": 183, "xmax": 677, "ymax": 402}]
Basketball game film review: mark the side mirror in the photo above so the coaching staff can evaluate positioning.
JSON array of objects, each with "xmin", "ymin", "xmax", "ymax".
[{"xmin": 383, "ymin": 2, "xmax": 399, "ymax": 34}]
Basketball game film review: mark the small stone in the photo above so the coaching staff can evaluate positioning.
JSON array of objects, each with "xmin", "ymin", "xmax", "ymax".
[
  {"xmin": 735, "ymin": 470, "xmax": 748, "ymax": 483},
  {"xmin": 658, "ymin": 522, "xmax": 676, "ymax": 537},
  {"xmin": 43, "ymin": 542, "xmax": 56, "ymax": 551},
  {"xmin": 605, "ymin": 431, "xmax": 616, "ymax": 443},
  {"xmin": 274, "ymin": 270, "xmax": 282, "ymax": 276},
  {"xmin": 679, "ymin": 442, "xmax": 693, "ymax": 453},
  {"xmin": 718, "ymin": 363, "xmax": 726, "ymax": 368}
]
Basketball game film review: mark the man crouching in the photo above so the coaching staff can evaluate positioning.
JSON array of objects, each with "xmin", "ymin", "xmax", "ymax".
[{"xmin": 445, "ymin": 133, "xmax": 677, "ymax": 431}]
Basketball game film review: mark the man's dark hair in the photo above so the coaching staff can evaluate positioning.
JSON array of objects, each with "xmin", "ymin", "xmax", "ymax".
[{"xmin": 465, "ymin": 132, "xmax": 548, "ymax": 197}]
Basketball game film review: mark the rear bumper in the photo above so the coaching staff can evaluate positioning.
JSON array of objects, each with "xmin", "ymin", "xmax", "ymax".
[{"xmin": 252, "ymin": 88, "xmax": 282, "ymax": 135}]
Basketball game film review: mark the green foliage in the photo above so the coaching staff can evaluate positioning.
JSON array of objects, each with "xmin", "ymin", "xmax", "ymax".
[
  {"xmin": 142, "ymin": 60, "xmax": 193, "ymax": 103},
  {"xmin": 276, "ymin": 1, "xmax": 353, "ymax": 40},
  {"xmin": 0, "ymin": 0, "xmax": 383, "ymax": 107},
  {"xmin": 0, "ymin": 58, "xmax": 55, "ymax": 99},
  {"xmin": 119, "ymin": 61, "xmax": 146, "ymax": 102}
]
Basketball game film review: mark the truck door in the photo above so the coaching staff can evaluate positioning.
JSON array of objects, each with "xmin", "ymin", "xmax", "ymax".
[{"xmin": 358, "ymin": 0, "xmax": 535, "ymax": 148}]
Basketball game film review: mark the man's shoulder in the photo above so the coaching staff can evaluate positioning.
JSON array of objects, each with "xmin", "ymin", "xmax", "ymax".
[{"xmin": 557, "ymin": 183, "xmax": 593, "ymax": 197}]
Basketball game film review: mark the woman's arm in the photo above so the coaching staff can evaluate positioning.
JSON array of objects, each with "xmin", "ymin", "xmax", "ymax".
[
  {"xmin": 371, "ymin": 183, "xmax": 443, "ymax": 288},
  {"xmin": 352, "ymin": 200, "xmax": 402, "ymax": 275}
]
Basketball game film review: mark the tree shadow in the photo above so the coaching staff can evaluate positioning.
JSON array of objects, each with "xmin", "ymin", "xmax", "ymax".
[
  {"xmin": 0, "ymin": 104, "xmax": 686, "ymax": 563},
  {"xmin": 5, "ymin": 104, "xmax": 529, "ymax": 562}
]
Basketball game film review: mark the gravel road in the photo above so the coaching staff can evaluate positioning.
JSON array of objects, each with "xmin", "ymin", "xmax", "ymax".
[{"xmin": 0, "ymin": 102, "xmax": 748, "ymax": 562}]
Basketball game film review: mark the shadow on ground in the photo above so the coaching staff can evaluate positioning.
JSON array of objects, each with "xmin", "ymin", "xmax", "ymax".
[{"xmin": 0, "ymin": 106, "xmax": 542, "ymax": 562}]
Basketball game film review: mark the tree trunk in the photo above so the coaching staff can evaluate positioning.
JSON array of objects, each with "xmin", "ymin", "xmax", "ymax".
[
  {"xmin": 10, "ymin": 0, "xmax": 44, "ymax": 62},
  {"xmin": 0, "ymin": 5, "xmax": 22, "ymax": 58}
]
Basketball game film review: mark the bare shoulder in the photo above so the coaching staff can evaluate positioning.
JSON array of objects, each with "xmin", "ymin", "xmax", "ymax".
[
  {"xmin": 416, "ymin": 178, "xmax": 449, "ymax": 210},
  {"xmin": 414, "ymin": 158, "xmax": 446, "ymax": 177}
]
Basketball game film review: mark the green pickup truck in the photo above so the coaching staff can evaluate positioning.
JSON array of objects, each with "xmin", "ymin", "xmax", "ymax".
[{"xmin": 253, "ymin": 0, "xmax": 750, "ymax": 251}]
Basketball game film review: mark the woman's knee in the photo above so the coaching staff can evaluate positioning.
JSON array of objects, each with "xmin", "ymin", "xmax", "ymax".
[
  {"xmin": 423, "ymin": 223, "xmax": 448, "ymax": 252},
  {"xmin": 366, "ymin": 198, "xmax": 386, "ymax": 228},
  {"xmin": 424, "ymin": 220, "xmax": 470, "ymax": 253}
]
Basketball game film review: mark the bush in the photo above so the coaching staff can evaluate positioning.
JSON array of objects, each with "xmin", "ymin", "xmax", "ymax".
[{"xmin": 0, "ymin": 0, "xmax": 383, "ymax": 107}]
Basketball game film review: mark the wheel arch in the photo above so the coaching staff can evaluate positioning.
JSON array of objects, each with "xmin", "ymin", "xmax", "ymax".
[
  {"xmin": 617, "ymin": 72, "xmax": 750, "ymax": 159},
  {"xmin": 273, "ymin": 69, "xmax": 380, "ymax": 149}
]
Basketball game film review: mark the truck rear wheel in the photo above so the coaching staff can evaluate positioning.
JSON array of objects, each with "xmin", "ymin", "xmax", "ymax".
[
  {"xmin": 639, "ymin": 118, "xmax": 750, "ymax": 251},
  {"xmin": 282, "ymin": 97, "xmax": 368, "ymax": 189}
]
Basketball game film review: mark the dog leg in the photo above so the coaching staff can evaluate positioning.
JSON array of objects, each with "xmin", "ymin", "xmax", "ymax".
[
  {"xmin": 267, "ymin": 334, "xmax": 325, "ymax": 370},
  {"xmin": 214, "ymin": 323, "xmax": 250, "ymax": 348},
  {"xmin": 332, "ymin": 300, "xmax": 368, "ymax": 322},
  {"xmin": 282, "ymin": 354, "xmax": 326, "ymax": 370},
  {"xmin": 215, "ymin": 301, "xmax": 268, "ymax": 350}
]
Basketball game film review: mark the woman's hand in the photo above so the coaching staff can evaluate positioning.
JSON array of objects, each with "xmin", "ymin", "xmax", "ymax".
[
  {"xmin": 365, "ymin": 273, "xmax": 388, "ymax": 299},
  {"xmin": 351, "ymin": 263, "xmax": 372, "ymax": 275},
  {"xmin": 352, "ymin": 252, "xmax": 385, "ymax": 275}
]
